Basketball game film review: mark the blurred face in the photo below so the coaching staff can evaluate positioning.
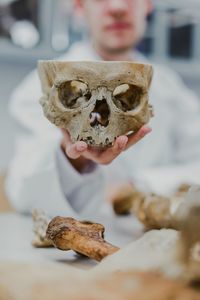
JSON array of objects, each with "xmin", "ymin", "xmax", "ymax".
[{"xmin": 75, "ymin": 0, "xmax": 152, "ymax": 53}]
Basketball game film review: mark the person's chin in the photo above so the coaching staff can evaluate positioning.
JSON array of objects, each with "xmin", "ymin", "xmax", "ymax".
[
  {"xmin": 106, "ymin": 39, "xmax": 134, "ymax": 52},
  {"xmin": 105, "ymin": 32, "xmax": 133, "ymax": 47}
]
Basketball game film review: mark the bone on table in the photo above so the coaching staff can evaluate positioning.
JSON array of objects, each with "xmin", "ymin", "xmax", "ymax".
[
  {"xmin": 46, "ymin": 216, "xmax": 119, "ymax": 261},
  {"xmin": 112, "ymin": 184, "xmax": 191, "ymax": 230},
  {"xmin": 32, "ymin": 209, "xmax": 53, "ymax": 247}
]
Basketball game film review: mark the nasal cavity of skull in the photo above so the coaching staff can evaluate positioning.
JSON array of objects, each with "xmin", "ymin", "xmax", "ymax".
[
  {"xmin": 113, "ymin": 84, "xmax": 142, "ymax": 112},
  {"xmin": 58, "ymin": 80, "xmax": 91, "ymax": 109},
  {"xmin": 89, "ymin": 99, "xmax": 110, "ymax": 128}
]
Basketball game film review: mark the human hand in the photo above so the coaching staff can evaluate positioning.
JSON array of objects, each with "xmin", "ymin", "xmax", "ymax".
[{"xmin": 61, "ymin": 126, "xmax": 152, "ymax": 168}]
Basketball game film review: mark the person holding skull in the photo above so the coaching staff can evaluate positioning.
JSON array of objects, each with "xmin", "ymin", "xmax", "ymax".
[
  {"xmin": 38, "ymin": 61, "xmax": 153, "ymax": 148},
  {"xmin": 5, "ymin": 0, "xmax": 200, "ymax": 224}
]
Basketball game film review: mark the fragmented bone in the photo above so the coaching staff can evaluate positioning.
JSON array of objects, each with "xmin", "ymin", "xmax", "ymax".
[
  {"xmin": 46, "ymin": 217, "xmax": 119, "ymax": 261},
  {"xmin": 6, "ymin": 189, "xmax": 199, "ymax": 299},
  {"xmin": 32, "ymin": 209, "xmax": 53, "ymax": 247},
  {"xmin": 177, "ymin": 198, "xmax": 200, "ymax": 282},
  {"xmin": 112, "ymin": 184, "xmax": 145, "ymax": 215},
  {"xmin": 112, "ymin": 184, "xmax": 191, "ymax": 230},
  {"xmin": 95, "ymin": 204, "xmax": 200, "ymax": 283},
  {"xmin": 38, "ymin": 61, "xmax": 153, "ymax": 147},
  {"xmin": 130, "ymin": 185, "xmax": 190, "ymax": 230},
  {"xmin": 175, "ymin": 183, "xmax": 191, "ymax": 196},
  {"xmin": 179, "ymin": 206, "xmax": 200, "ymax": 262},
  {"xmin": 131, "ymin": 193, "xmax": 182, "ymax": 230}
]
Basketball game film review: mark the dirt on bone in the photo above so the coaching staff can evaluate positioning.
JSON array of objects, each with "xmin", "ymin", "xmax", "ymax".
[
  {"xmin": 46, "ymin": 216, "xmax": 119, "ymax": 261},
  {"xmin": 112, "ymin": 183, "xmax": 192, "ymax": 230},
  {"xmin": 38, "ymin": 61, "xmax": 153, "ymax": 147}
]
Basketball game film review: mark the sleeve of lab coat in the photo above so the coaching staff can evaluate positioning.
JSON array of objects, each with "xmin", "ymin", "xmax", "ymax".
[
  {"xmin": 5, "ymin": 136, "xmax": 106, "ymax": 218},
  {"xmin": 5, "ymin": 70, "xmax": 106, "ymax": 218},
  {"xmin": 133, "ymin": 68, "xmax": 200, "ymax": 195}
]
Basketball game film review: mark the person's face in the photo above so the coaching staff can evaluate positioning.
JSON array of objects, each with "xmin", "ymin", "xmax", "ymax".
[{"xmin": 75, "ymin": 0, "xmax": 152, "ymax": 53}]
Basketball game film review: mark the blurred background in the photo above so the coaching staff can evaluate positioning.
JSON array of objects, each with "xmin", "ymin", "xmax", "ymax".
[{"xmin": 0, "ymin": 0, "xmax": 200, "ymax": 172}]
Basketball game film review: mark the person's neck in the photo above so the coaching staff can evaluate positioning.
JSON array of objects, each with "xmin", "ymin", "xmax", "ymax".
[{"xmin": 93, "ymin": 42, "xmax": 133, "ymax": 61}]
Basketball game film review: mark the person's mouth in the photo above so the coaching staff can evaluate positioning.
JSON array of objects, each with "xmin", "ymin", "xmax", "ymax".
[{"xmin": 105, "ymin": 22, "xmax": 132, "ymax": 31}]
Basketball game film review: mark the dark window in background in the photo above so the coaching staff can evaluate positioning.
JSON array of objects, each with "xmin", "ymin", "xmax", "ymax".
[
  {"xmin": 0, "ymin": 0, "xmax": 39, "ymax": 48},
  {"xmin": 137, "ymin": 8, "xmax": 195, "ymax": 60},
  {"xmin": 169, "ymin": 24, "xmax": 193, "ymax": 58},
  {"xmin": 10, "ymin": 0, "xmax": 38, "ymax": 26},
  {"xmin": 168, "ymin": 9, "xmax": 193, "ymax": 59}
]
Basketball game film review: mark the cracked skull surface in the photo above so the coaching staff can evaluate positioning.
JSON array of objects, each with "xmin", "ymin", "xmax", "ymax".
[{"xmin": 38, "ymin": 61, "xmax": 153, "ymax": 147}]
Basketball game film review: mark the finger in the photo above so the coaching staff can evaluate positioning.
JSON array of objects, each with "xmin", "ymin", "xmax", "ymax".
[
  {"xmin": 91, "ymin": 136, "xmax": 128, "ymax": 164},
  {"xmin": 125, "ymin": 126, "xmax": 152, "ymax": 149},
  {"xmin": 114, "ymin": 135, "xmax": 129, "ymax": 151},
  {"xmin": 65, "ymin": 141, "xmax": 87, "ymax": 159}
]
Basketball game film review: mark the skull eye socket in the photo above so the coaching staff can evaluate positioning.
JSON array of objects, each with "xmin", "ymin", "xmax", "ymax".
[
  {"xmin": 57, "ymin": 80, "xmax": 91, "ymax": 109},
  {"xmin": 113, "ymin": 84, "xmax": 143, "ymax": 112}
]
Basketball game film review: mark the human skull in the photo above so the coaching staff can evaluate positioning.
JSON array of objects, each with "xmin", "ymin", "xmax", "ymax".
[{"xmin": 38, "ymin": 61, "xmax": 153, "ymax": 148}]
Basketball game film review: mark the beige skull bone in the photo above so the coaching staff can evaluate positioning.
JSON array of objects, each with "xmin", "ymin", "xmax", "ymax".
[{"xmin": 38, "ymin": 61, "xmax": 153, "ymax": 147}]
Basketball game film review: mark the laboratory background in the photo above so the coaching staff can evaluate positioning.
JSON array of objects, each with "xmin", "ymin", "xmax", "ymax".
[{"xmin": 0, "ymin": 0, "xmax": 200, "ymax": 173}]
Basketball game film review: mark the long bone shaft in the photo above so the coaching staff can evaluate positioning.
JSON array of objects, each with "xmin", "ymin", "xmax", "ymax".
[{"xmin": 46, "ymin": 216, "xmax": 119, "ymax": 261}]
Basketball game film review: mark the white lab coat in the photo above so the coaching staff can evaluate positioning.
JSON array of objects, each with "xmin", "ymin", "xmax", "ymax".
[{"xmin": 5, "ymin": 41, "xmax": 200, "ymax": 220}]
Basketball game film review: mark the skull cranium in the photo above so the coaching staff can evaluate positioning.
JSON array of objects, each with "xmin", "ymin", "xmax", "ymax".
[{"xmin": 38, "ymin": 61, "xmax": 153, "ymax": 148}]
